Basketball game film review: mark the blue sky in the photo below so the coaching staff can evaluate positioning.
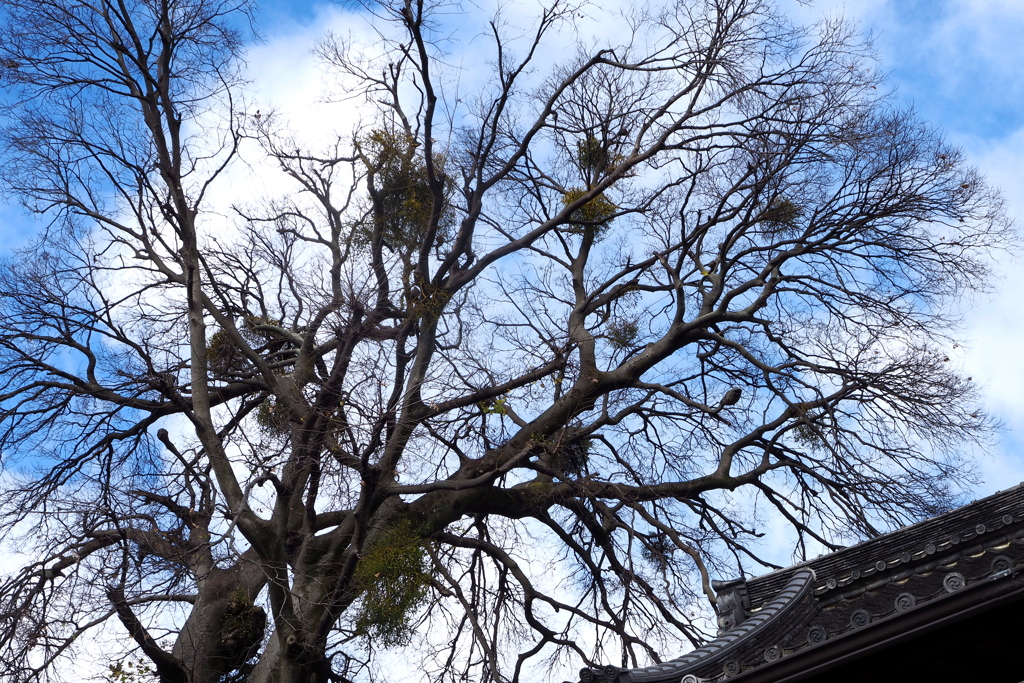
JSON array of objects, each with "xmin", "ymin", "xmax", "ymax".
[
  {"xmin": 874, "ymin": 0, "xmax": 1024, "ymax": 139},
  {"xmin": 824, "ymin": 0, "xmax": 1024, "ymax": 497},
  {"xmin": 4, "ymin": 0, "xmax": 1024, "ymax": 497},
  {"xmin": 206, "ymin": 0, "xmax": 1024, "ymax": 500}
]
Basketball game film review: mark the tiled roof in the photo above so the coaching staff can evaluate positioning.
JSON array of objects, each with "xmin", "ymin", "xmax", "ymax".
[
  {"xmin": 745, "ymin": 483, "xmax": 1024, "ymax": 610},
  {"xmin": 576, "ymin": 482, "xmax": 1024, "ymax": 683}
]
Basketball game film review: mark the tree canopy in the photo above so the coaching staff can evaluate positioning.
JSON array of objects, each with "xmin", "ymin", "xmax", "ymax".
[{"xmin": 0, "ymin": 0, "xmax": 1013, "ymax": 681}]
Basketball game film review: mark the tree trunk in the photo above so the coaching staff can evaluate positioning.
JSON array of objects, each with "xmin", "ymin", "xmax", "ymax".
[{"xmin": 173, "ymin": 564, "xmax": 267, "ymax": 683}]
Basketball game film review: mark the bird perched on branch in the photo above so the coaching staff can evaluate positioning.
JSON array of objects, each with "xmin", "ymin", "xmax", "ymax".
[
  {"xmin": 717, "ymin": 387, "xmax": 742, "ymax": 410},
  {"xmin": 705, "ymin": 387, "xmax": 742, "ymax": 426}
]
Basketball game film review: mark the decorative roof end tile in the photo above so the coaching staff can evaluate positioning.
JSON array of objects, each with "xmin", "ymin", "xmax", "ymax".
[{"xmin": 711, "ymin": 577, "xmax": 751, "ymax": 633}]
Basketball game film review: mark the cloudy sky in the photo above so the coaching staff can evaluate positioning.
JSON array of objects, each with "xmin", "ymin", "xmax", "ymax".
[
  {"xmin": 4, "ymin": 0, "xmax": 1019, "ymax": 491},
  {"xmin": 0, "ymin": 1, "xmax": 1017, "ymax": 512},
  {"xmin": 238, "ymin": 0, "xmax": 1024, "ymax": 499},
  {"xmin": 3, "ymin": 0, "xmax": 1021, "ymax": 499},
  {"xmin": 800, "ymin": 0, "xmax": 1024, "ymax": 495}
]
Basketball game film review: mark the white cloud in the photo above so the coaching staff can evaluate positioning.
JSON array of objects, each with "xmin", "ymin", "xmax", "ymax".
[
  {"xmin": 956, "ymin": 128, "xmax": 1024, "ymax": 489},
  {"xmin": 782, "ymin": 0, "xmax": 1024, "ymax": 493},
  {"xmin": 245, "ymin": 4, "xmax": 365, "ymax": 143}
]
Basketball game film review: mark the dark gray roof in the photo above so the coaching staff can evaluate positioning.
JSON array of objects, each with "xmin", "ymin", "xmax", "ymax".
[
  {"xmin": 576, "ymin": 481, "xmax": 1024, "ymax": 683},
  {"xmin": 619, "ymin": 570, "xmax": 815, "ymax": 683},
  {"xmin": 745, "ymin": 482, "xmax": 1024, "ymax": 611}
]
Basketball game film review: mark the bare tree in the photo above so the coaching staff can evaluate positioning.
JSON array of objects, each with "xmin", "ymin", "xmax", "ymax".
[{"xmin": 0, "ymin": 0, "xmax": 1012, "ymax": 681}]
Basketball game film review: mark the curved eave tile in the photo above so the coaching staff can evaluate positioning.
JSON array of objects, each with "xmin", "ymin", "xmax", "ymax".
[{"xmin": 611, "ymin": 569, "xmax": 815, "ymax": 683}]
